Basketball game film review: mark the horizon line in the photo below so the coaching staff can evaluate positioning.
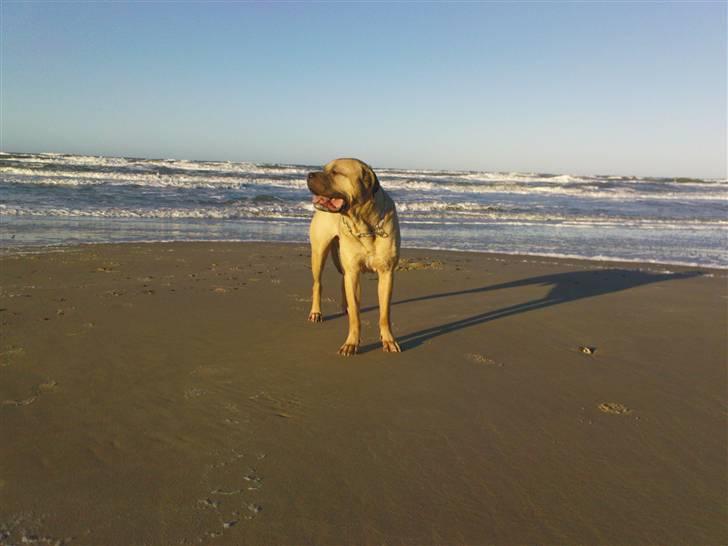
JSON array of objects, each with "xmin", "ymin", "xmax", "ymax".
[{"xmin": 0, "ymin": 148, "xmax": 724, "ymax": 182}]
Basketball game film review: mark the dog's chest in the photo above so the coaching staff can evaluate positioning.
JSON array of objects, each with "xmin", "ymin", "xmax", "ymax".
[
  {"xmin": 338, "ymin": 215, "xmax": 398, "ymax": 273},
  {"xmin": 360, "ymin": 248, "xmax": 396, "ymax": 273}
]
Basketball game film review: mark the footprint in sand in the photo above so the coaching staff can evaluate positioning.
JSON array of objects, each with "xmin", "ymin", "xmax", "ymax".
[
  {"xmin": 223, "ymin": 402, "xmax": 240, "ymax": 414},
  {"xmin": 396, "ymin": 258, "xmax": 443, "ymax": 271},
  {"xmin": 598, "ymin": 402, "xmax": 632, "ymax": 415},
  {"xmin": 0, "ymin": 347, "xmax": 25, "ymax": 367},
  {"xmin": 248, "ymin": 390, "xmax": 303, "ymax": 419},
  {"xmin": 183, "ymin": 387, "xmax": 207, "ymax": 400},
  {"xmin": 290, "ymin": 294, "xmax": 335, "ymax": 304},
  {"xmin": 198, "ymin": 498, "xmax": 220, "ymax": 509},
  {"xmin": 465, "ymin": 353, "xmax": 503, "ymax": 367},
  {"xmin": 243, "ymin": 470, "xmax": 263, "ymax": 491},
  {"xmin": 211, "ymin": 487, "xmax": 244, "ymax": 496},
  {"xmin": 0, "ymin": 517, "xmax": 71, "ymax": 546},
  {"xmin": 103, "ymin": 289, "xmax": 125, "ymax": 297},
  {"xmin": 1, "ymin": 380, "xmax": 58, "ymax": 407},
  {"xmin": 195, "ymin": 450, "xmax": 265, "ymax": 540},
  {"xmin": 245, "ymin": 503, "xmax": 263, "ymax": 519},
  {"xmin": 1, "ymin": 396, "xmax": 37, "ymax": 407},
  {"xmin": 37, "ymin": 380, "xmax": 59, "ymax": 393}
]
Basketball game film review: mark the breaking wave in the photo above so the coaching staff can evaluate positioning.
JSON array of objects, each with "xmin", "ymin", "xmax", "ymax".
[{"xmin": 2, "ymin": 152, "xmax": 726, "ymax": 267}]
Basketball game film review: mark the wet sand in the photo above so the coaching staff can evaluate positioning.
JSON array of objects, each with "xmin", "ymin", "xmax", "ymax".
[{"xmin": 0, "ymin": 242, "xmax": 725, "ymax": 545}]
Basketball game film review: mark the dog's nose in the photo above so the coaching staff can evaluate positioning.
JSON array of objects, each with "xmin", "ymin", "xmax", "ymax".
[{"xmin": 307, "ymin": 172, "xmax": 316, "ymax": 182}]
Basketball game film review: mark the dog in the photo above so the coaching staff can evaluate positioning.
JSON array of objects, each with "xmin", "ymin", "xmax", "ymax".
[{"xmin": 306, "ymin": 158, "xmax": 401, "ymax": 355}]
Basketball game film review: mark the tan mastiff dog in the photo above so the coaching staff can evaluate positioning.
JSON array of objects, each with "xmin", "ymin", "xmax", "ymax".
[{"xmin": 306, "ymin": 158, "xmax": 401, "ymax": 355}]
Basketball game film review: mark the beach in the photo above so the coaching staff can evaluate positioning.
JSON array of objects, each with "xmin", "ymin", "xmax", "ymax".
[{"xmin": 0, "ymin": 241, "xmax": 725, "ymax": 545}]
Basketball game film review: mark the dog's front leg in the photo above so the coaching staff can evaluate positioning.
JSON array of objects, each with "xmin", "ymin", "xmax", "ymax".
[
  {"xmin": 338, "ymin": 270, "xmax": 361, "ymax": 356},
  {"xmin": 377, "ymin": 269, "xmax": 401, "ymax": 352},
  {"xmin": 308, "ymin": 241, "xmax": 330, "ymax": 323},
  {"xmin": 339, "ymin": 275, "xmax": 360, "ymax": 313}
]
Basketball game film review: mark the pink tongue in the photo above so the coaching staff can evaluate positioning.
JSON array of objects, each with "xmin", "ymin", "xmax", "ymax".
[{"xmin": 312, "ymin": 195, "xmax": 344, "ymax": 211}]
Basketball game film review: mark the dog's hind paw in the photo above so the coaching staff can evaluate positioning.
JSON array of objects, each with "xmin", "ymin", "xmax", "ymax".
[
  {"xmin": 337, "ymin": 343, "xmax": 359, "ymax": 356},
  {"xmin": 308, "ymin": 312, "xmax": 322, "ymax": 323},
  {"xmin": 382, "ymin": 340, "xmax": 401, "ymax": 353}
]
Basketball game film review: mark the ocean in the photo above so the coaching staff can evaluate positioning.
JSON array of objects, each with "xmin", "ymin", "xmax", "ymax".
[{"xmin": 1, "ymin": 152, "xmax": 726, "ymax": 268}]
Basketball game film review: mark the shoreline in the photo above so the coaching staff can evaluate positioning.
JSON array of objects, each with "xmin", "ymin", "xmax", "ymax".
[
  {"xmin": 2, "ymin": 239, "xmax": 726, "ymax": 274},
  {"xmin": 1, "ymin": 241, "xmax": 725, "ymax": 544}
]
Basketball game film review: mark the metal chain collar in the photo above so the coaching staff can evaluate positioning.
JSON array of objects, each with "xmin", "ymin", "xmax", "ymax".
[{"xmin": 341, "ymin": 214, "xmax": 389, "ymax": 239}]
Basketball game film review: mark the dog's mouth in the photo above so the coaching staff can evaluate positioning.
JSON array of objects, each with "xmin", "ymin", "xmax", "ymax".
[{"xmin": 312, "ymin": 195, "xmax": 346, "ymax": 213}]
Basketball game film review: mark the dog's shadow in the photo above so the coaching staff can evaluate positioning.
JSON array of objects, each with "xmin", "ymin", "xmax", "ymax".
[{"xmin": 335, "ymin": 268, "xmax": 703, "ymax": 353}]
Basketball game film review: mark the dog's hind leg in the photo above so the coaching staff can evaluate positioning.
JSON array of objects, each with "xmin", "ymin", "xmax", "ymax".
[
  {"xmin": 329, "ymin": 240, "xmax": 348, "ymax": 313},
  {"xmin": 338, "ymin": 276, "xmax": 359, "ymax": 314}
]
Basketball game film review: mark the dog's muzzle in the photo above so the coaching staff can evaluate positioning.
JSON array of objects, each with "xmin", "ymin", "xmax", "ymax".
[{"xmin": 307, "ymin": 172, "xmax": 347, "ymax": 213}]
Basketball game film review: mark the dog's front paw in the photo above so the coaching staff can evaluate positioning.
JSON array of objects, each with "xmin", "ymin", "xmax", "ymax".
[
  {"xmin": 308, "ymin": 312, "xmax": 322, "ymax": 323},
  {"xmin": 337, "ymin": 343, "xmax": 359, "ymax": 356},
  {"xmin": 382, "ymin": 340, "xmax": 401, "ymax": 353}
]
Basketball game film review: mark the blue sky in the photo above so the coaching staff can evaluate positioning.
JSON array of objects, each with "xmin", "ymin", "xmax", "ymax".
[{"xmin": 2, "ymin": 2, "xmax": 725, "ymax": 177}]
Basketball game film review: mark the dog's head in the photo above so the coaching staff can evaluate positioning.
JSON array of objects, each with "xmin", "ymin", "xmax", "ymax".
[{"xmin": 307, "ymin": 158, "xmax": 380, "ymax": 213}]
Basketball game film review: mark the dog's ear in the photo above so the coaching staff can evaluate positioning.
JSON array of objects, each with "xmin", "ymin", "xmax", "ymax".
[{"xmin": 359, "ymin": 163, "xmax": 380, "ymax": 200}]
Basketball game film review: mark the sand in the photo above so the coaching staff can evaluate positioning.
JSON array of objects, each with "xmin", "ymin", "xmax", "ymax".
[{"xmin": 0, "ymin": 242, "xmax": 725, "ymax": 545}]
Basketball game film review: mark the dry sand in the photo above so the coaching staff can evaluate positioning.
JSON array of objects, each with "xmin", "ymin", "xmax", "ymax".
[{"xmin": 0, "ymin": 242, "xmax": 725, "ymax": 545}]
